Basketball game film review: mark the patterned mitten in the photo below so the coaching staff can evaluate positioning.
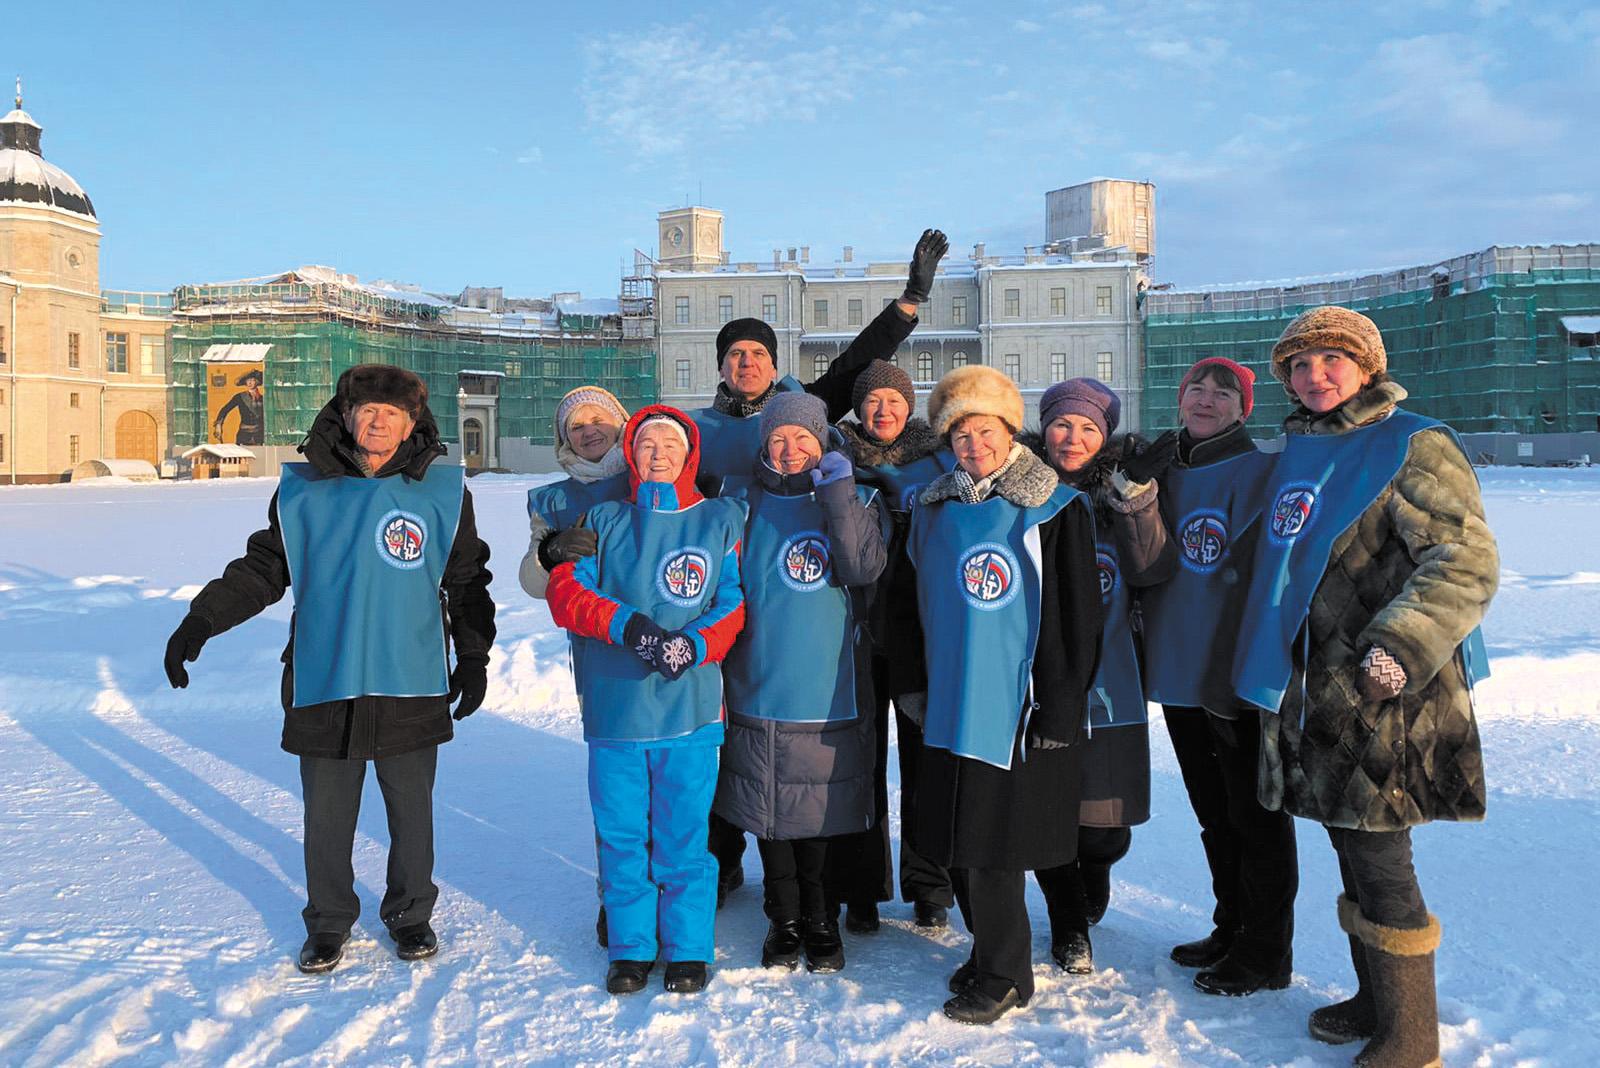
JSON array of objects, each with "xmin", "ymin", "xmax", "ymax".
[
  {"xmin": 656, "ymin": 632, "xmax": 698, "ymax": 682},
  {"xmin": 1357, "ymin": 645, "xmax": 1407, "ymax": 701}
]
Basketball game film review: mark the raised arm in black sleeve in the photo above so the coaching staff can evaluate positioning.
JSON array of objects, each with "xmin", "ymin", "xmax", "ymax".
[
  {"xmin": 187, "ymin": 490, "xmax": 293, "ymax": 634},
  {"xmin": 443, "ymin": 486, "xmax": 497, "ymax": 666},
  {"xmin": 807, "ymin": 300, "xmax": 916, "ymax": 423}
]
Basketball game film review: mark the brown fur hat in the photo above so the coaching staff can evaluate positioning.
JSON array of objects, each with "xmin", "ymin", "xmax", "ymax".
[
  {"xmin": 1270, "ymin": 305, "xmax": 1387, "ymax": 389},
  {"xmin": 336, "ymin": 363, "xmax": 428, "ymax": 418},
  {"xmin": 927, "ymin": 364, "xmax": 1024, "ymax": 438}
]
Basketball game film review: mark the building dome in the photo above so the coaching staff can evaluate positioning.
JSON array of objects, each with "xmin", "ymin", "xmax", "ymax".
[{"xmin": 0, "ymin": 94, "xmax": 95, "ymax": 218}]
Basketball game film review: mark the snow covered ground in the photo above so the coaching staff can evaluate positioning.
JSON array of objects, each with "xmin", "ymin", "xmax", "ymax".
[{"xmin": 1, "ymin": 469, "xmax": 1596, "ymax": 1066}]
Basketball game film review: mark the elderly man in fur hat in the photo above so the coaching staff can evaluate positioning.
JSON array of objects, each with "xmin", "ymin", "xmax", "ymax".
[{"xmin": 163, "ymin": 364, "xmax": 496, "ymax": 975}]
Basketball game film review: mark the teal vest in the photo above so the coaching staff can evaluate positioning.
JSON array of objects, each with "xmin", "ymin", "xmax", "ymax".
[
  {"xmin": 908, "ymin": 484, "xmax": 1081, "ymax": 769},
  {"xmin": 723, "ymin": 484, "xmax": 875, "ymax": 723},
  {"xmin": 527, "ymin": 471, "xmax": 630, "ymax": 529},
  {"xmin": 691, "ymin": 375, "xmax": 804, "ymax": 480},
  {"xmin": 1141, "ymin": 450, "xmax": 1274, "ymax": 707},
  {"xmin": 1233, "ymin": 410, "xmax": 1490, "ymax": 713},
  {"xmin": 573, "ymin": 495, "xmax": 747, "ymax": 742},
  {"xmin": 276, "ymin": 462, "xmax": 464, "ymax": 707},
  {"xmin": 858, "ymin": 449, "xmax": 957, "ymax": 515},
  {"xmin": 1088, "ymin": 538, "xmax": 1147, "ymax": 730}
]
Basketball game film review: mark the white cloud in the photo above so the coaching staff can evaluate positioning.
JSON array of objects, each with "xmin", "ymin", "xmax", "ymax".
[
  {"xmin": 515, "ymin": 146, "xmax": 543, "ymax": 165},
  {"xmin": 1368, "ymin": 34, "xmax": 1562, "ymax": 151},
  {"xmin": 1014, "ymin": 19, "xmax": 1042, "ymax": 32},
  {"xmin": 1139, "ymin": 36, "xmax": 1229, "ymax": 70}
]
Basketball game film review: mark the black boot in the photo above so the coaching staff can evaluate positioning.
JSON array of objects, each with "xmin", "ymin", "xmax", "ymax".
[
  {"xmin": 663, "ymin": 960, "xmax": 709, "ymax": 994},
  {"xmin": 1051, "ymin": 930, "xmax": 1094, "ymax": 975},
  {"xmin": 1081, "ymin": 863, "xmax": 1112, "ymax": 926},
  {"xmin": 605, "ymin": 959, "xmax": 653, "ymax": 995},
  {"xmin": 595, "ymin": 905, "xmax": 608, "ymax": 949},
  {"xmin": 943, "ymin": 983, "xmax": 1025, "ymax": 1025},
  {"xmin": 761, "ymin": 919, "xmax": 803, "ymax": 970},
  {"xmin": 801, "ymin": 914, "xmax": 845, "ymax": 973},
  {"xmin": 914, "ymin": 900, "xmax": 949, "ymax": 929},
  {"xmin": 844, "ymin": 901, "xmax": 880, "ymax": 934},
  {"xmin": 948, "ymin": 958, "xmax": 978, "ymax": 994},
  {"xmin": 1193, "ymin": 951, "xmax": 1291, "ymax": 996},
  {"xmin": 1310, "ymin": 899, "xmax": 1376, "ymax": 1045},
  {"xmin": 1351, "ymin": 912, "xmax": 1441, "ymax": 1068},
  {"xmin": 1171, "ymin": 928, "xmax": 1235, "ymax": 969},
  {"xmin": 391, "ymin": 922, "xmax": 438, "ymax": 962},
  {"xmin": 296, "ymin": 932, "xmax": 348, "ymax": 974}
]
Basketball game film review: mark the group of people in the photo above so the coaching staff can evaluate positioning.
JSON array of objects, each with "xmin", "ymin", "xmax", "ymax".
[{"xmin": 165, "ymin": 227, "xmax": 1497, "ymax": 1068}]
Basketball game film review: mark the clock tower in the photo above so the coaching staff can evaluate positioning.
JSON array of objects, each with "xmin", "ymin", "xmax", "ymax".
[{"xmin": 657, "ymin": 206, "xmax": 724, "ymax": 269}]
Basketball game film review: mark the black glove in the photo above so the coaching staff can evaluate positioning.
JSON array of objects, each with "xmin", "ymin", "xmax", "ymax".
[
  {"xmin": 163, "ymin": 614, "xmax": 211, "ymax": 688},
  {"xmin": 1120, "ymin": 430, "xmax": 1180, "ymax": 485},
  {"xmin": 622, "ymin": 614, "xmax": 669, "ymax": 670},
  {"xmin": 901, "ymin": 228, "xmax": 949, "ymax": 305},
  {"xmin": 538, "ymin": 526, "xmax": 598, "ymax": 571},
  {"xmin": 448, "ymin": 661, "xmax": 488, "ymax": 720},
  {"xmin": 655, "ymin": 631, "xmax": 699, "ymax": 682}
]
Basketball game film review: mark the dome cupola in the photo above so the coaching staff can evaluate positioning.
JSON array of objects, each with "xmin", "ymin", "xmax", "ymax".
[{"xmin": 0, "ymin": 79, "xmax": 95, "ymax": 218}]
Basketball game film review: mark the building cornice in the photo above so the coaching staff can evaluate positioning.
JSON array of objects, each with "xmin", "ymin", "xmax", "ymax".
[{"xmin": 0, "ymin": 209, "xmax": 102, "ymax": 235}]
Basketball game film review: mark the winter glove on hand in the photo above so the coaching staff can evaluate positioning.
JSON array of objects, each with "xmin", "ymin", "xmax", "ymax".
[
  {"xmin": 448, "ymin": 661, "xmax": 488, "ymax": 720},
  {"xmin": 538, "ymin": 526, "xmax": 598, "ymax": 571},
  {"xmin": 901, "ymin": 228, "xmax": 949, "ymax": 305},
  {"xmin": 1357, "ymin": 645, "xmax": 1407, "ymax": 701},
  {"xmin": 1119, "ymin": 430, "xmax": 1180, "ymax": 486},
  {"xmin": 655, "ymin": 631, "xmax": 699, "ymax": 682},
  {"xmin": 810, "ymin": 451, "xmax": 854, "ymax": 488},
  {"xmin": 622, "ymin": 614, "xmax": 668, "ymax": 670},
  {"xmin": 163, "ymin": 614, "xmax": 211, "ymax": 689}
]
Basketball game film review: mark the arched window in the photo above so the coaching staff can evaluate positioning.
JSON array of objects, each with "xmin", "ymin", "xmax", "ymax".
[
  {"xmin": 951, "ymin": 351, "xmax": 968, "ymax": 368},
  {"xmin": 916, "ymin": 351, "xmax": 934, "ymax": 381},
  {"xmin": 813, "ymin": 353, "xmax": 831, "ymax": 379}
]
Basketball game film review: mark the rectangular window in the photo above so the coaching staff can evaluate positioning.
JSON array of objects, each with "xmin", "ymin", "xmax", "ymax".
[
  {"xmin": 882, "ymin": 297, "xmax": 894, "ymax": 310},
  {"xmin": 105, "ymin": 332, "xmax": 128, "ymax": 373},
  {"xmin": 0, "ymin": 324, "xmax": 6, "ymax": 361},
  {"xmin": 1096, "ymin": 286, "xmax": 1113, "ymax": 315},
  {"xmin": 68, "ymin": 332, "xmax": 81, "ymax": 369},
  {"xmin": 718, "ymin": 295, "xmax": 733, "ymax": 324},
  {"xmin": 1050, "ymin": 287, "xmax": 1066, "ymax": 316},
  {"xmin": 761, "ymin": 294, "xmax": 777, "ymax": 322},
  {"xmin": 916, "ymin": 351, "xmax": 934, "ymax": 380},
  {"xmin": 1004, "ymin": 354, "xmax": 1021, "ymax": 380},
  {"xmin": 675, "ymin": 358, "xmax": 691, "ymax": 390},
  {"xmin": 1004, "ymin": 289, "xmax": 1020, "ymax": 317},
  {"xmin": 504, "ymin": 360, "xmax": 521, "ymax": 377},
  {"xmin": 814, "ymin": 299, "xmax": 829, "ymax": 327},
  {"xmin": 1050, "ymin": 352, "xmax": 1066, "ymax": 381},
  {"xmin": 847, "ymin": 298, "xmax": 863, "ymax": 327},
  {"xmin": 140, "ymin": 336, "xmax": 166, "ymax": 377},
  {"xmin": 675, "ymin": 296, "xmax": 690, "ymax": 325},
  {"xmin": 0, "ymin": 387, "xmax": 5, "ymax": 404},
  {"xmin": 0, "ymin": 433, "xmax": 4, "ymax": 462},
  {"xmin": 1097, "ymin": 351, "xmax": 1114, "ymax": 382},
  {"xmin": 69, "ymin": 392, "xmax": 80, "ymax": 408},
  {"xmin": 69, "ymin": 434, "xmax": 80, "ymax": 464},
  {"xmin": 952, "ymin": 295, "xmax": 966, "ymax": 325}
]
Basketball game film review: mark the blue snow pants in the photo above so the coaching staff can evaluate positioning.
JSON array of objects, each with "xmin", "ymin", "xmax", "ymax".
[{"xmin": 588, "ymin": 742, "xmax": 719, "ymax": 964}]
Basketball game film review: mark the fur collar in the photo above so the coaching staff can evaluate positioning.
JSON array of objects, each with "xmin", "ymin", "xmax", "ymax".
[
  {"xmin": 837, "ymin": 417, "xmax": 942, "ymax": 467},
  {"xmin": 1284, "ymin": 377, "xmax": 1409, "ymax": 436},
  {"xmin": 1020, "ymin": 430, "xmax": 1140, "ymax": 520},
  {"xmin": 919, "ymin": 445, "xmax": 1059, "ymax": 508}
]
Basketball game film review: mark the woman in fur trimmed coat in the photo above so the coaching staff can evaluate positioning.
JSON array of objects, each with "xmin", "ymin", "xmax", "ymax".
[
  {"xmin": 1235, "ymin": 306, "xmax": 1498, "ymax": 1068},
  {"xmin": 1025, "ymin": 377, "xmax": 1175, "ymax": 977},
  {"xmin": 899, "ymin": 365, "xmax": 1102, "ymax": 1025}
]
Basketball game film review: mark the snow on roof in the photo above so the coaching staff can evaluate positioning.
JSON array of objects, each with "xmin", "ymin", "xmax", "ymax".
[
  {"xmin": 1561, "ymin": 316, "xmax": 1600, "ymax": 335},
  {"xmin": 182, "ymin": 444, "xmax": 255, "ymax": 460},
  {"xmin": 200, "ymin": 343, "xmax": 273, "ymax": 362},
  {"xmin": 557, "ymin": 298, "xmax": 619, "ymax": 316}
]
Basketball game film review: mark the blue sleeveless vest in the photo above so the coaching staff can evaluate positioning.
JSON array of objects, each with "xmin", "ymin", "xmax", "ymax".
[
  {"xmin": 527, "ymin": 471, "xmax": 631, "ymax": 529},
  {"xmin": 691, "ymin": 375, "xmax": 804, "ymax": 480},
  {"xmin": 572, "ymin": 495, "xmax": 747, "ymax": 742},
  {"xmin": 276, "ymin": 462, "xmax": 464, "ymax": 707},
  {"xmin": 723, "ymin": 484, "xmax": 877, "ymax": 723},
  {"xmin": 858, "ymin": 449, "xmax": 957, "ymax": 515},
  {"xmin": 1141, "ymin": 450, "xmax": 1274, "ymax": 707},
  {"xmin": 1233, "ymin": 410, "xmax": 1490, "ymax": 713},
  {"xmin": 908, "ymin": 483, "xmax": 1081, "ymax": 769},
  {"xmin": 1088, "ymin": 539, "xmax": 1147, "ymax": 731}
]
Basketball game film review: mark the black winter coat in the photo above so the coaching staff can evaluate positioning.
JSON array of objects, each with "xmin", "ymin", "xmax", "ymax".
[
  {"xmin": 902, "ymin": 449, "xmax": 1104, "ymax": 870},
  {"xmin": 188, "ymin": 399, "xmax": 497, "ymax": 760}
]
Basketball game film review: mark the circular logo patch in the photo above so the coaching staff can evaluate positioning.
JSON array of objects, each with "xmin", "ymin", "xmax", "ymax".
[
  {"xmin": 376, "ymin": 510, "xmax": 428, "ymax": 570},
  {"xmin": 959, "ymin": 543, "xmax": 1019, "ymax": 610},
  {"xmin": 657, "ymin": 547, "xmax": 711, "ymax": 607},
  {"xmin": 779, "ymin": 532, "xmax": 831, "ymax": 592},
  {"xmin": 1179, "ymin": 510, "xmax": 1230, "ymax": 573},
  {"xmin": 1270, "ymin": 484, "xmax": 1318, "ymax": 541},
  {"xmin": 1096, "ymin": 547, "xmax": 1120, "ymax": 606}
]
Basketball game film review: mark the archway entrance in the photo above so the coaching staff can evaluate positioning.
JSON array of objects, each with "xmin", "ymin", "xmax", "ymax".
[
  {"xmin": 462, "ymin": 417, "xmax": 484, "ymax": 469},
  {"xmin": 115, "ymin": 410, "xmax": 159, "ymax": 466}
]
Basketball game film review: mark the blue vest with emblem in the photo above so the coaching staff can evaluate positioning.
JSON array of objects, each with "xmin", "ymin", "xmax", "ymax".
[
  {"xmin": 1233, "ymin": 410, "xmax": 1491, "ymax": 713},
  {"xmin": 1141, "ymin": 450, "xmax": 1274, "ymax": 707},
  {"xmin": 573, "ymin": 493, "xmax": 747, "ymax": 742},
  {"xmin": 276, "ymin": 462, "xmax": 464, "ymax": 707},
  {"xmin": 1088, "ymin": 539, "xmax": 1147, "ymax": 731},
  {"xmin": 723, "ymin": 483, "xmax": 876, "ymax": 723},
  {"xmin": 858, "ymin": 449, "xmax": 957, "ymax": 515},
  {"xmin": 908, "ymin": 483, "xmax": 1081, "ymax": 769},
  {"xmin": 691, "ymin": 375, "xmax": 804, "ymax": 481},
  {"xmin": 527, "ymin": 471, "xmax": 631, "ymax": 530}
]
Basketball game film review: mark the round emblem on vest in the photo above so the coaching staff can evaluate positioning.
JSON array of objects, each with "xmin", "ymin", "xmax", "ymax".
[
  {"xmin": 1179, "ymin": 510, "xmax": 1230, "ymax": 573},
  {"xmin": 1270, "ymin": 484, "xmax": 1318, "ymax": 541},
  {"xmin": 779, "ymin": 532, "xmax": 831, "ymax": 592},
  {"xmin": 657, "ymin": 547, "xmax": 712, "ymax": 607},
  {"xmin": 1096, "ymin": 547, "xmax": 1120, "ymax": 606},
  {"xmin": 958, "ymin": 542, "xmax": 1020, "ymax": 611},
  {"xmin": 375, "ymin": 509, "xmax": 428, "ymax": 570}
]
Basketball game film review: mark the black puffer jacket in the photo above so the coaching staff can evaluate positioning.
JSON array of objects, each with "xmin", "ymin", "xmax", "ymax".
[{"xmin": 188, "ymin": 399, "xmax": 496, "ymax": 760}]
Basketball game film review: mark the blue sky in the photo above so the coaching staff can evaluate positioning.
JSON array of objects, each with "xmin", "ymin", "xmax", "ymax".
[{"xmin": 7, "ymin": 1, "xmax": 1596, "ymax": 298}]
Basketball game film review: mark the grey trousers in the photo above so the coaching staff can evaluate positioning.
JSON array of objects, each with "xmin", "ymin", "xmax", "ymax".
[{"xmin": 299, "ymin": 746, "xmax": 438, "ymax": 936}]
